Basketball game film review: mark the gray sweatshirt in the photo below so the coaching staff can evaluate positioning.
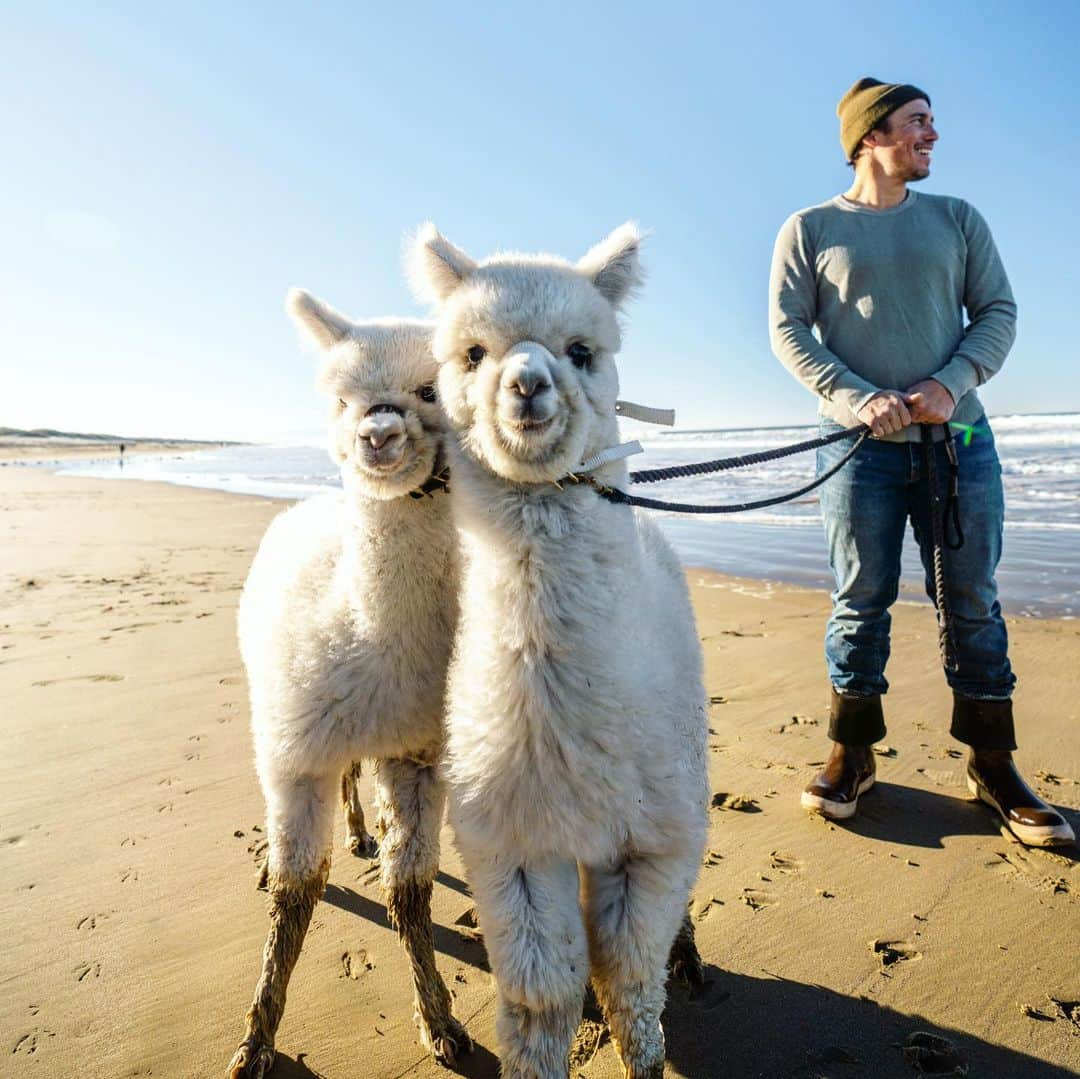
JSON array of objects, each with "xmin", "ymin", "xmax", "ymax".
[{"xmin": 768, "ymin": 191, "xmax": 1016, "ymax": 441}]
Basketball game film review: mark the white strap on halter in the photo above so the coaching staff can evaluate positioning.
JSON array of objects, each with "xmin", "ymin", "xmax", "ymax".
[
  {"xmin": 573, "ymin": 399, "xmax": 676, "ymax": 474},
  {"xmin": 615, "ymin": 400, "xmax": 676, "ymax": 426},
  {"xmin": 576, "ymin": 440, "xmax": 644, "ymax": 474}
]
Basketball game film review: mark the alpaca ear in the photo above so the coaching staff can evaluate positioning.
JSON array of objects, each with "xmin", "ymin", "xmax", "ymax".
[
  {"xmin": 286, "ymin": 288, "xmax": 354, "ymax": 350},
  {"xmin": 407, "ymin": 222, "xmax": 477, "ymax": 305},
  {"xmin": 576, "ymin": 222, "xmax": 644, "ymax": 309}
]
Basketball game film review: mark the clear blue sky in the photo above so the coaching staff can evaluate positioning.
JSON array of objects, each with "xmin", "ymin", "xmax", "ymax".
[{"xmin": 4, "ymin": 2, "xmax": 1078, "ymax": 441}]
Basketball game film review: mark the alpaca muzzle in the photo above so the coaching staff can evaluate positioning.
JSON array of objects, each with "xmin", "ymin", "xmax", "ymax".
[
  {"xmin": 358, "ymin": 410, "xmax": 406, "ymax": 461},
  {"xmin": 499, "ymin": 341, "xmax": 556, "ymax": 426}
]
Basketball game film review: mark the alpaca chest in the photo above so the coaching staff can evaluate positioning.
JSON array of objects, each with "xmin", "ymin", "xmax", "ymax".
[{"xmin": 445, "ymin": 641, "xmax": 651, "ymax": 864}]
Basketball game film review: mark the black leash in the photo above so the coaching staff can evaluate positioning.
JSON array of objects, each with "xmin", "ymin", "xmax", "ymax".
[
  {"xmin": 561, "ymin": 424, "xmax": 871, "ymax": 515},
  {"xmin": 921, "ymin": 423, "xmax": 964, "ymax": 673}
]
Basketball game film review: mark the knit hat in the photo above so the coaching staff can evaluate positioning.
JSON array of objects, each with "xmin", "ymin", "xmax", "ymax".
[{"xmin": 837, "ymin": 77, "xmax": 930, "ymax": 162}]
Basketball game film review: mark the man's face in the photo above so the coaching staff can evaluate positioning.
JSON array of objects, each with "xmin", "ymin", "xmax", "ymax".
[{"xmin": 864, "ymin": 98, "xmax": 938, "ymax": 181}]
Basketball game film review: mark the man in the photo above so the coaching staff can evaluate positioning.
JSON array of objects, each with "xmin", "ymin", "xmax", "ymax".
[{"xmin": 768, "ymin": 77, "xmax": 1073, "ymax": 846}]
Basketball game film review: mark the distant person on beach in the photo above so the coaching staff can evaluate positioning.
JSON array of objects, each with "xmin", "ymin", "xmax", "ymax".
[
  {"xmin": 118, "ymin": 442, "xmax": 125, "ymax": 468},
  {"xmin": 768, "ymin": 77, "xmax": 1073, "ymax": 846}
]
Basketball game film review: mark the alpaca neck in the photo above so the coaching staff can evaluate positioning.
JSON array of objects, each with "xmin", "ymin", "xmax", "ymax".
[{"xmin": 341, "ymin": 486, "xmax": 454, "ymax": 609}]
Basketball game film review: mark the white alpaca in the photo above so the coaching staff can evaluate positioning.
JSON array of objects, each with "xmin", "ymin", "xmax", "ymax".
[
  {"xmin": 228, "ymin": 290, "xmax": 469, "ymax": 1077},
  {"xmin": 410, "ymin": 224, "xmax": 709, "ymax": 1078}
]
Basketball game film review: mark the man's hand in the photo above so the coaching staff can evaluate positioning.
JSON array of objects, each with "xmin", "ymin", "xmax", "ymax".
[
  {"xmin": 904, "ymin": 379, "xmax": 955, "ymax": 424},
  {"xmin": 856, "ymin": 391, "xmax": 912, "ymax": 437}
]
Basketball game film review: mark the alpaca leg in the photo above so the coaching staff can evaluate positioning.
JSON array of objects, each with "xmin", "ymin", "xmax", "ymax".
[
  {"xmin": 374, "ymin": 757, "xmax": 469, "ymax": 1066},
  {"xmin": 465, "ymin": 851, "xmax": 588, "ymax": 1078},
  {"xmin": 342, "ymin": 761, "xmax": 377, "ymax": 857},
  {"xmin": 583, "ymin": 855, "xmax": 691, "ymax": 1078},
  {"xmin": 228, "ymin": 773, "xmax": 336, "ymax": 1078},
  {"xmin": 667, "ymin": 910, "xmax": 704, "ymax": 988}
]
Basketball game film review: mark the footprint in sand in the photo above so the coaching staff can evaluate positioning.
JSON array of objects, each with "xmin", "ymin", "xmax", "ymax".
[
  {"xmin": 31, "ymin": 673, "xmax": 124, "ymax": 687},
  {"xmin": 120, "ymin": 868, "xmax": 139, "ymax": 883},
  {"xmin": 740, "ymin": 889, "xmax": 778, "ymax": 912},
  {"xmin": 12, "ymin": 1030, "xmax": 56, "ymax": 1056},
  {"xmin": 340, "ymin": 949, "xmax": 375, "ymax": 979},
  {"xmin": 694, "ymin": 894, "xmax": 724, "ymax": 920},
  {"xmin": 184, "ymin": 752, "xmax": 201, "ymax": 762},
  {"xmin": 870, "ymin": 939, "xmax": 922, "ymax": 968},
  {"xmin": 712, "ymin": 792, "xmax": 760, "ymax": 812},
  {"xmin": 768, "ymin": 851, "xmax": 804, "ymax": 874},
  {"xmin": 219, "ymin": 676, "xmax": 241, "ymax": 687},
  {"xmin": 76, "ymin": 914, "xmax": 106, "ymax": 932},
  {"xmin": 985, "ymin": 849, "xmax": 1074, "ymax": 896},
  {"xmin": 73, "ymin": 960, "xmax": 102, "ymax": 982}
]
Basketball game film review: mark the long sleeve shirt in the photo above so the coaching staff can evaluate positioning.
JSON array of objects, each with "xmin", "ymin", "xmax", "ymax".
[{"xmin": 768, "ymin": 191, "xmax": 1016, "ymax": 441}]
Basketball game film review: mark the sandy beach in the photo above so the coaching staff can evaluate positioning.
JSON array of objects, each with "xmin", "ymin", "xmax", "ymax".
[{"xmin": 2, "ymin": 467, "xmax": 1078, "ymax": 1078}]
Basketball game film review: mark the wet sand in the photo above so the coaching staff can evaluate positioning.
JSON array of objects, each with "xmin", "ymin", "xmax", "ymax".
[{"xmin": 2, "ymin": 469, "xmax": 1078, "ymax": 1077}]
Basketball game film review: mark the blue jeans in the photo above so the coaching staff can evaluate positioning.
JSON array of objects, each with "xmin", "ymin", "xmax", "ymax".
[{"xmin": 817, "ymin": 416, "xmax": 1015, "ymax": 709}]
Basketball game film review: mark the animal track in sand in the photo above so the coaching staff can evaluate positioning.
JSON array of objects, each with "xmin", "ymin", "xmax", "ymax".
[
  {"xmin": 773, "ymin": 714, "xmax": 819, "ymax": 734},
  {"xmin": 768, "ymin": 851, "xmax": 804, "ymax": 874},
  {"xmin": 31, "ymin": 673, "xmax": 124, "ymax": 687},
  {"xmin": 218, "ymin": 676, "xmax": 241, "ymax": 686},
  {"xmin": 76, "ymin": 914, "xmax": 106, "ymax": 932},
  {"xmin": 870, "ymin": 939, "xmax": 922, "ymax": 968},
  {"xmin": 119, "ymin": 868, "xmax": 139, "ymax": 883},
  {"xmin": 739, "ymin": 889, "xmax": 777, "ymax": 912},
  {"xmin": 694, "ymin": 894, "xmax": 724, "ymax": 920},
  {"xmin": 986, "ymin": 849, "xmax": 1075, "ymax": 896},
  {"xmin": 12, "ymin": 1029, "xmax": 56, "ymax": 1056},
  {"xmin": 73, "ymin": 960, "xmax": 102, "ymax": 982},
  {"xmin": 340, "ymin": 949, "xmax": 375, "ymax": 979},
  {"xmin": 712, "ymin": 792, "xmax": 760, "ymax": 812},
  {"xmin": 184, "ymin": 752, "xmax": 201, "ymax": 761}
]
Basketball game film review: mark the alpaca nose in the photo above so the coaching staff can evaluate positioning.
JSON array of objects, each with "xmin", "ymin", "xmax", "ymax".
[
  {"xmin": 509, "ymin": 369, "xmax": 550, "ymax": 400},
  {"xmin": 358, "ymin": 411, "xmax": 405, "ymax": 451},
  {"xmin": 368, "ymin": 427, "xmax": 400, "ymax": 450},
  {"xmin": 502, "ymin": 342, "xmax": 554, "ymax": 400}
]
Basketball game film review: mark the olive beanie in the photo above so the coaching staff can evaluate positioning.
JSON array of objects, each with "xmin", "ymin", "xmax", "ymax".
[{"xmin": 837, "ymin": 77, "xmax": 930, "ymax": 162}]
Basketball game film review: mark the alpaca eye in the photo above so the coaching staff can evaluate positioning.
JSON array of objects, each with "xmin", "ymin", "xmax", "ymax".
[
  {"xmin": 466, "ymin": 345, "xmax": 486, "ymax": 370},
  {"xmin": 416, "ymin": 383, "xmax": 437, "ymax": 403},
  {"xmin": 567, "ymin": 342, "xmax": 593, "ymax": 369}
]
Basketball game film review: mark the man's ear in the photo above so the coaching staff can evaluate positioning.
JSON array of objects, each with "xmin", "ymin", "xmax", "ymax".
[{"xmin": 407, "ymin": 222, "xmax": 478, "ymax": 305}]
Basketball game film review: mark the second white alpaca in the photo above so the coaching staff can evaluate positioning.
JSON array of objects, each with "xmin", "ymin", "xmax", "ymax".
[
  {"xmin": 410, "ymin": 223, "xmax": 709, "ymax": 1078},
  {"xmin": 227, "ymin": 290, "xmax": 468, "ymax": 1077}
]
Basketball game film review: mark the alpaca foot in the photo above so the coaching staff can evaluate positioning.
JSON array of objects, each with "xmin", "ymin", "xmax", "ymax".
[
  {"xmin": 419, "ymin": 1012, "xmax": 472, "ymax": 1068},
  {"xmin": 227, "ymin": 1035, "xmax": 275, "ymax": 1078},
  {"xmin": 668, "ymin": 919, "xmax": 704, "ymax": 989},
  {"xmin": 346, "ymin": 830, "xmax": 379, "ymax": 858},
  {"xmin": 255, "ymin": 862, "xmax": 269, "ymax": 891}
]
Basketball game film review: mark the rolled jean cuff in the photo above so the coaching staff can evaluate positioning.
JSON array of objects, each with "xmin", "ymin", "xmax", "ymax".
[
  {"xmin": 950, "ymin": 694, "xmax": 1017, "ymax": 751},
  {"xmin": 828, "ymin": 690, "xmax": 886, "ymax": 746}
]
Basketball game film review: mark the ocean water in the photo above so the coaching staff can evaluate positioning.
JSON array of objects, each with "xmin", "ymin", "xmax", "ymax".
[{"xmin": 57, "ymin": 412, "xmax": 1080, "ymax": 618}]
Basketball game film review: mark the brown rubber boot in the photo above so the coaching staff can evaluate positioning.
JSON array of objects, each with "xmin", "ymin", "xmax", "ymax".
[
  {"xmin": 801, "ymin": 741, "xmax": 876, "ymax": 820},
  {"xmin": 800, "ymin": 690, "xmax": 883, "ymax": 821},
  {"xmin": 967, "ymin": 749, "xmax": 1075, "ymax": 847}
]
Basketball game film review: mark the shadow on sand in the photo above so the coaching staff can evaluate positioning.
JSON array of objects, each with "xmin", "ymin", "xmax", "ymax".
[
  {"xmin": 663, "ymin": 964, "xmax": 1077, "ymax": 1078},
  {"xmin": 266, "ymin": 963, "xmax": 1076, "ymax": 1078},
  {"xmin": 838, "ymin": 780, "xmax": 1078, "ymax": 863}
]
